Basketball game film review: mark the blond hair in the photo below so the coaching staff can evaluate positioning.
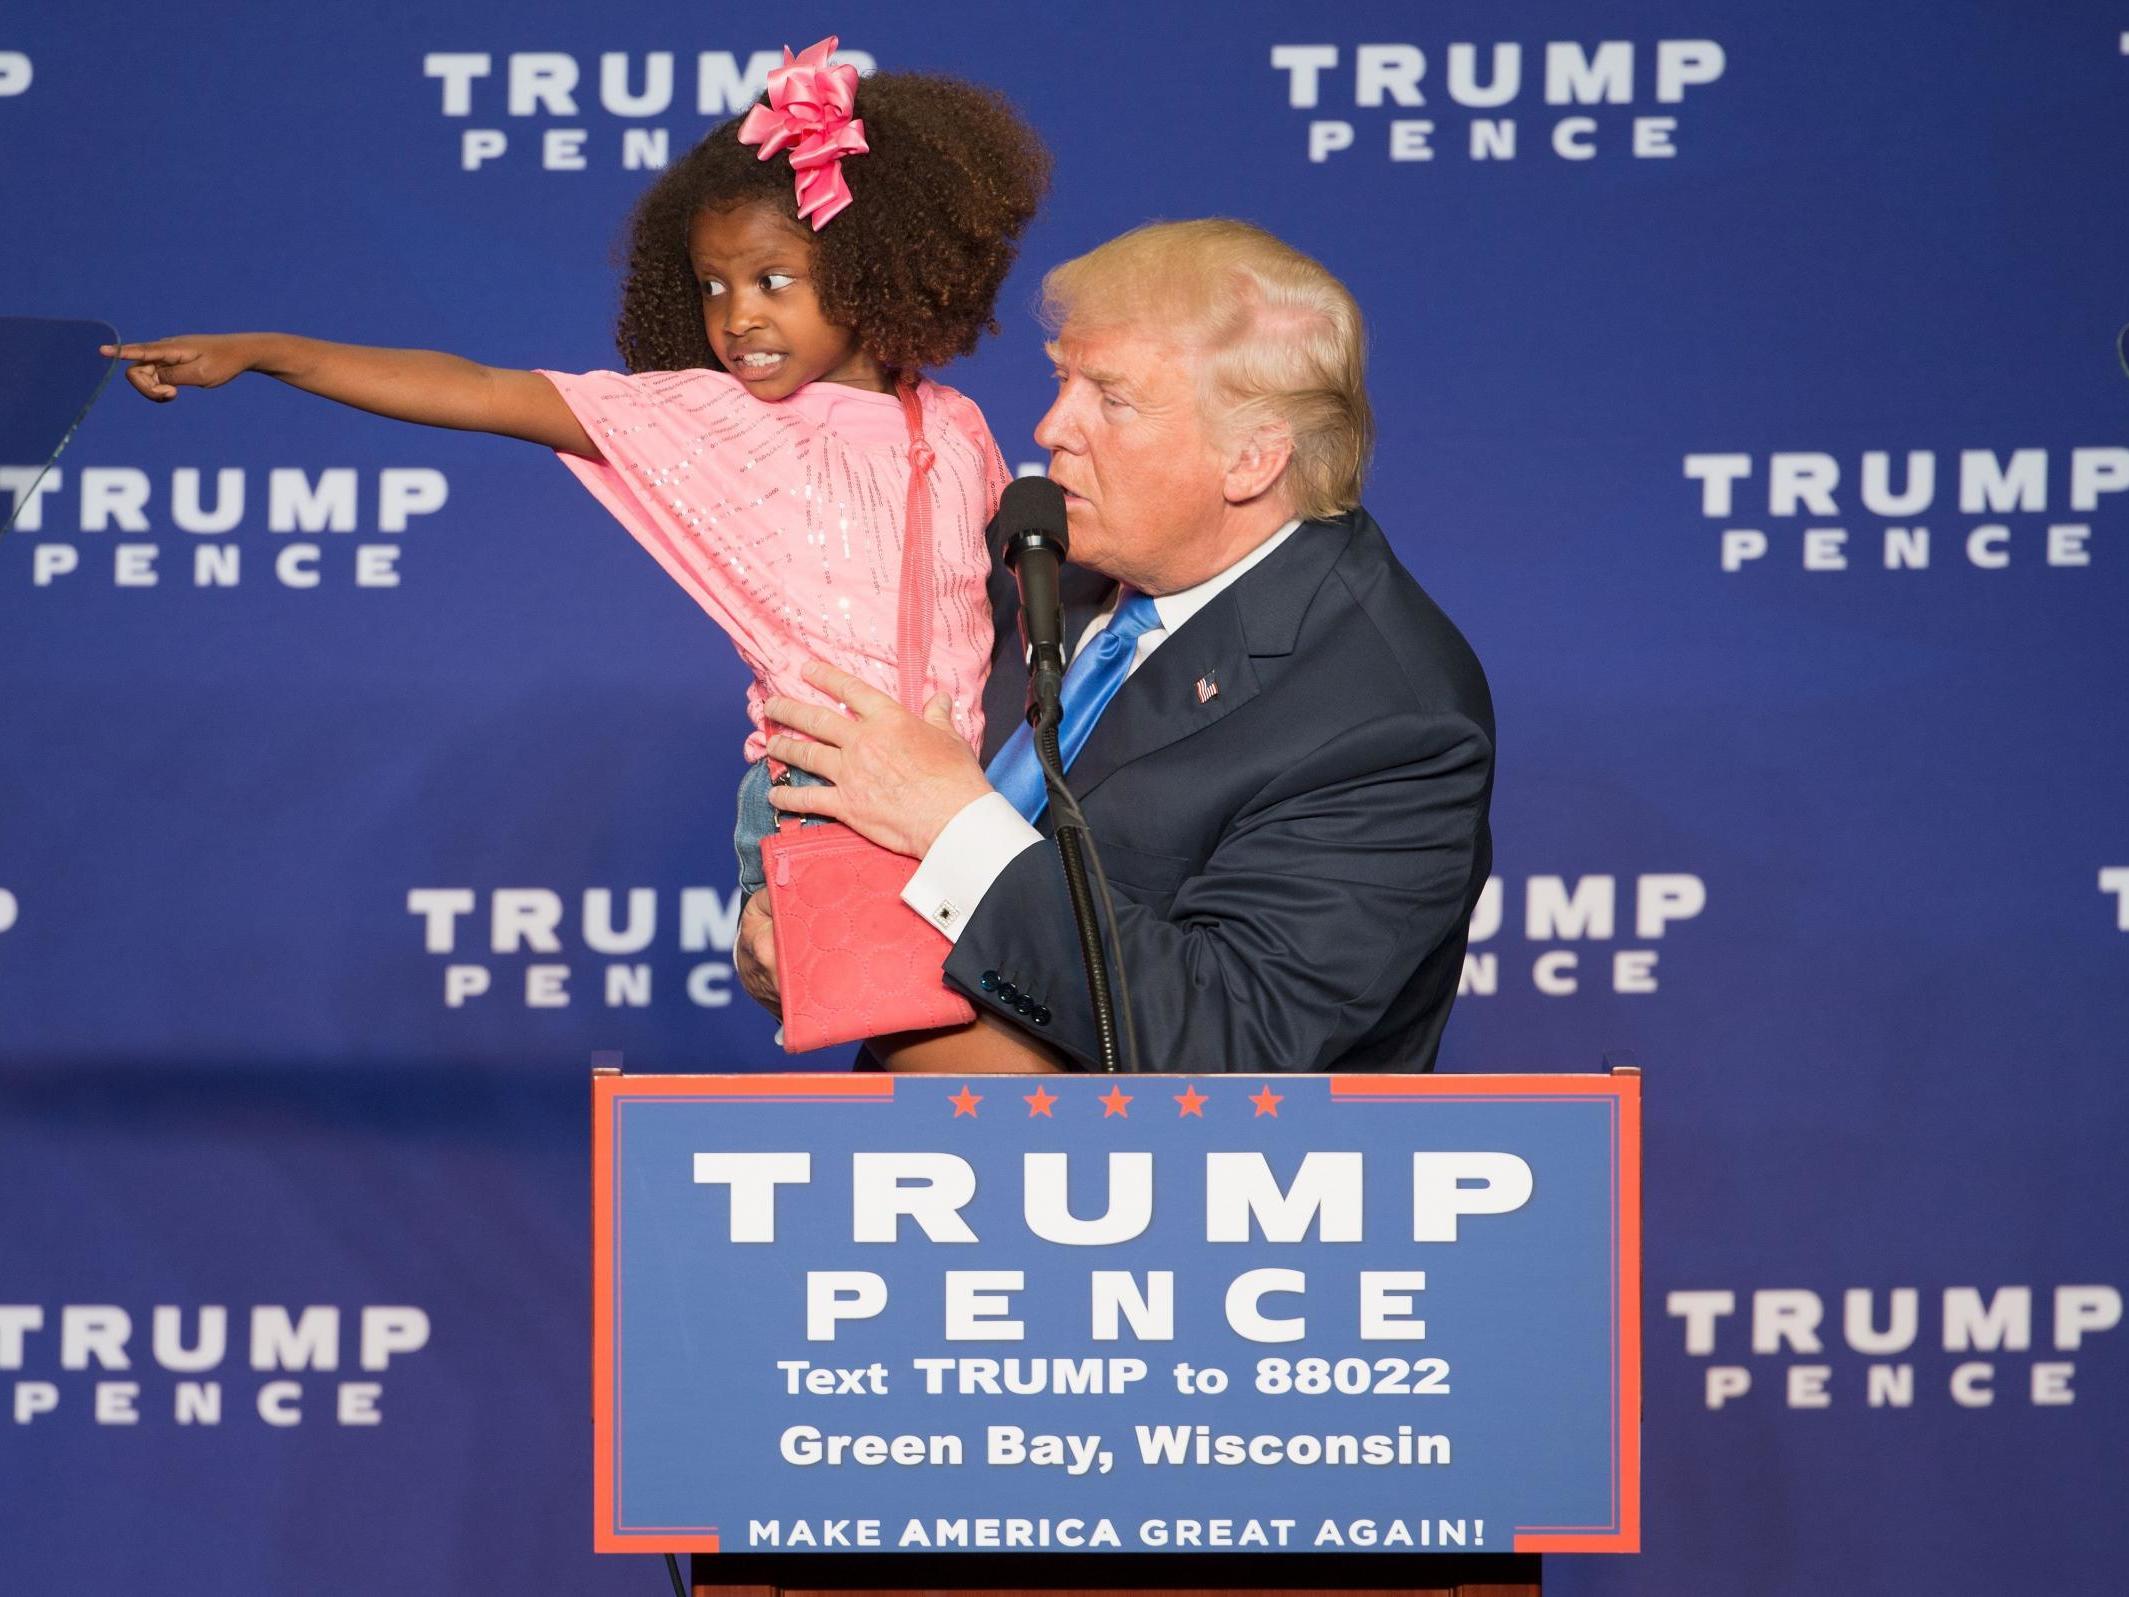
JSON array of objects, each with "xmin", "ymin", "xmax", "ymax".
[{"xmin": 1039, "ymin": 219, "xmax": 1372, "ymax": 520}]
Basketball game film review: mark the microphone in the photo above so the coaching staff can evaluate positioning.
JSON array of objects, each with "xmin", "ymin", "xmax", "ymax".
[
  {"xmin": 990, "ymin": 475, "xmax": 1138, "ymax": 1072},
  {"xmin": 994, "ymin": 476, "xmax": 1071, "ymax": 725}
]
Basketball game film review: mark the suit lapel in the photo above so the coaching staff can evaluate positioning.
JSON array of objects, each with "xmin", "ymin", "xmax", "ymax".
[
  {"xmin": 1064, "ymin": 517, "xmax": 1352, "ymax": 804},
  {"xmin": 1064, "ymin": 594, "xmax": 1258, "ymax": 801},
  {"xmin": 979, "ymin": 557, "xmax": 1029, "ymax": 763},
  {"xmin": 977, "ymin": 516, "xmax": 1357, "ymax": 788}
]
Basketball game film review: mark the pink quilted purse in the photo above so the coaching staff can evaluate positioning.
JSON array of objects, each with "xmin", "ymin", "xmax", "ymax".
[{"xmin": 759, "ymin": 384, "xmax": 979, "ymax": 1053}]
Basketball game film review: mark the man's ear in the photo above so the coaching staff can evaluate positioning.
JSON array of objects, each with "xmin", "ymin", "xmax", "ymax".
[{"xmin": 1222, "ymin": 419, "xmax": 1295, "ymax": 506}]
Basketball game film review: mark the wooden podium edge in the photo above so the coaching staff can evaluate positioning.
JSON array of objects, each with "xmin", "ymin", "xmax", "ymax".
[{"xmin": 686, "ymin": 1548, "xmax": 1541, "ymax": 1596}]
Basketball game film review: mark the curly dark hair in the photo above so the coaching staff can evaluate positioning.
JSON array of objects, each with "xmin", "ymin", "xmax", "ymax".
[{"xmin": 614, "ymin": 69, "xmax": 1051, "ymax": 378}]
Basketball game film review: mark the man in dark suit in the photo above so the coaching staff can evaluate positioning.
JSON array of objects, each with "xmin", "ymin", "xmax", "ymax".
[{"xmin": 744, "ymin": 219, "xmax": 1493, "ymax": 1074}]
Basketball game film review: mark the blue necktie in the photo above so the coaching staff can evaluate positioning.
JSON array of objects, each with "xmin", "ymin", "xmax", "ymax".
[{"xmin": 987, "ymin": 590, "xmax": 1165, "ymax": 822}]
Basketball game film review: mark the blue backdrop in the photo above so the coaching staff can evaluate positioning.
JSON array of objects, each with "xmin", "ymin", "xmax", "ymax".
[{"xmin": 2, "ymin": 3, "xmax": 2124, "ymax": 1593}]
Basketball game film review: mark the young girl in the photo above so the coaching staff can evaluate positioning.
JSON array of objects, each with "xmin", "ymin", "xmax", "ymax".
[{"xmin": 103, "ymin": 38, "xmax": 1049, "ymax": 902}]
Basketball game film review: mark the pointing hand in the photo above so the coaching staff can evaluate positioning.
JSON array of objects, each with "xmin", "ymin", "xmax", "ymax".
[{"xmin": 100, "ymin": 335, "xmax": 258, "ymax": 402}]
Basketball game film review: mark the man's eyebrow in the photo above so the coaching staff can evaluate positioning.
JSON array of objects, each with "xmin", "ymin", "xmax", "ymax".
[{"xmin": 1045, "ymin": 350, "xmax": 1130, "ymax": 387}]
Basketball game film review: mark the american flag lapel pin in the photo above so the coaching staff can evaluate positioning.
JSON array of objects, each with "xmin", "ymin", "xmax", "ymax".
[{"xmin": 1195, "ymin": 670, "xmax": 1219, "ymax": 704}]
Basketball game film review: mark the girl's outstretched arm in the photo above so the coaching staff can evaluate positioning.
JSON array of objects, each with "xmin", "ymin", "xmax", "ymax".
[{"xmin": 100, "ymin": 333, "xmax": 600, "ymax": 459}]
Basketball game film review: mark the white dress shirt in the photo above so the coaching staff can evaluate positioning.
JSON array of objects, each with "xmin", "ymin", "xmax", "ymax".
[{"xmin": 901, "ymin": 520, "xmax": 1302, "ymax": 940}]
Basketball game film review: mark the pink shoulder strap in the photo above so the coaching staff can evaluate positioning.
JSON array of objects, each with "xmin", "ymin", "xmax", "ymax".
[{"xmin": 893, "ymin": 382, "xmax": 936, "ymax": 715}]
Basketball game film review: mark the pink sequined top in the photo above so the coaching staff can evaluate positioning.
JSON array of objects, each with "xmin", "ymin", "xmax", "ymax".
[{"xmin": 540, "ymin": 368, "xmax": 1007, "ymax": 761}]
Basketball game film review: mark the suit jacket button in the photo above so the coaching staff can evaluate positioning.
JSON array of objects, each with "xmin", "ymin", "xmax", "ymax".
[
  {"xmin": 1014, "ymin": 995, "xmax": 1037, "ymax": 1016},
  {"xmin": 997, "ymin": 981, "xmax": 1020, "ymax": 1003},
  {"xmin": 979, "ymin": 970, "xmax": 999, "ymax": 992},
  {"xmin": 1031, "ymin": 1006, "xmax": 1052, "ymax": 1027}
]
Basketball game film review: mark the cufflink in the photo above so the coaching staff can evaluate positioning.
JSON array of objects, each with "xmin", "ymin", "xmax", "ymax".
[{"xmin": 935, "ymin": 900, "xmax": 957, "ymax": 927}]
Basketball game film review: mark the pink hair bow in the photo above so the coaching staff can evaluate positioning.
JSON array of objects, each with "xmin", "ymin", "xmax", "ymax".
[{"xmin": 736, "ymin": 36, "xmax": 869, "ymax": 230}]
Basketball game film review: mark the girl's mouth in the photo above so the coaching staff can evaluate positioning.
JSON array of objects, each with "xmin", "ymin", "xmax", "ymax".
[{"xmin": 730, "ymin": 351, "xmax": 787, "ymax": 379}]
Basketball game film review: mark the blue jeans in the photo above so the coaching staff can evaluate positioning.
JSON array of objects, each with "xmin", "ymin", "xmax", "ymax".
[{"xmin": 734, "ymin": 760, "xmax": 831, "ymax": 897}]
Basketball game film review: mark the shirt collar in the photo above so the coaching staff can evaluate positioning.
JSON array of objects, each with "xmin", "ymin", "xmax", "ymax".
[{"xmin": 1147, "ymin": 519, "xmax": 1303, "ymax": 637}]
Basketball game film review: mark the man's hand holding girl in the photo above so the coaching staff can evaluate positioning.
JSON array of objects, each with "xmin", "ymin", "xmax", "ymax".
[{"xmin": 763, "ymin": 661, "xmax": 993, "ymax": 859}]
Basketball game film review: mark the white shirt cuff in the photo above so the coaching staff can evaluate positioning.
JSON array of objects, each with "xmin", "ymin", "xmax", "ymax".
[{"xmin": 901, "ymin": 791, "xmax": 1043, "ymax": 942}]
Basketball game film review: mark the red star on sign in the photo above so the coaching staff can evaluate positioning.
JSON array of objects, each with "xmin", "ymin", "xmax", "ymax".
[
  {"xmin": 1098, "ymin": 1085, "xmax": 1133, "ymax": 1118},
  {"xmin": 1024, "ymin": 1086, "xmax": 1058, "ymax": 1118},
  {"xmin": 948, "ymin": 1084, "xmax": 982, "ymax": 1118},
  {"xmin": 1249, "ymin": 1085, "xmax": 1283, "ymax": 1117},
  {"xmin": 1175, "ymin": 1085, "xmax": 1209, "ymax": 1117}
]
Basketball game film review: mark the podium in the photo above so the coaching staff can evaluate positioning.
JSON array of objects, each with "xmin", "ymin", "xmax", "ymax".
[{"xmin": 594, "ymin": 1067, "xmax": 1638, "ymax": 1597}]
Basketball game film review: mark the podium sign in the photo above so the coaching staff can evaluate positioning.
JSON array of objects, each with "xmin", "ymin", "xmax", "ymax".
[{"xmin": 593, "ymin": 1072, "xmax": 1639, "ymax": 1558}]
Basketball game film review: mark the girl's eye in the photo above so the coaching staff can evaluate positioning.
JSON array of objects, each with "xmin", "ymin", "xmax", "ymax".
[
  {"xmin": 763, "ymin": 273, "xmax": 795, "ymax": 292},
  {"xmin": 699, "ymin": 280, "xmax": 725, "ymax": 299}
]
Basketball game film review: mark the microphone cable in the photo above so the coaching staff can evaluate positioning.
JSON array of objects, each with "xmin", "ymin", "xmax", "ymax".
[{"xmin": 1035, "ymin": 701, "xmax": 1143, "ymax": 1074}]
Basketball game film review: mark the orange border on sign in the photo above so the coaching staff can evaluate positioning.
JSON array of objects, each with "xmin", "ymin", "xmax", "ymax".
[
  {"xmin": 1330, "ymin": 1073, "xmax": 1642, "ymax": 1553},
  {"xmin": 593, "ymin": 1073, "xmax": 894, "ymax": 1553},
  {"xmin": 596, "ymin": 1071, "xmax": 1640, "ymax": 1557}
]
